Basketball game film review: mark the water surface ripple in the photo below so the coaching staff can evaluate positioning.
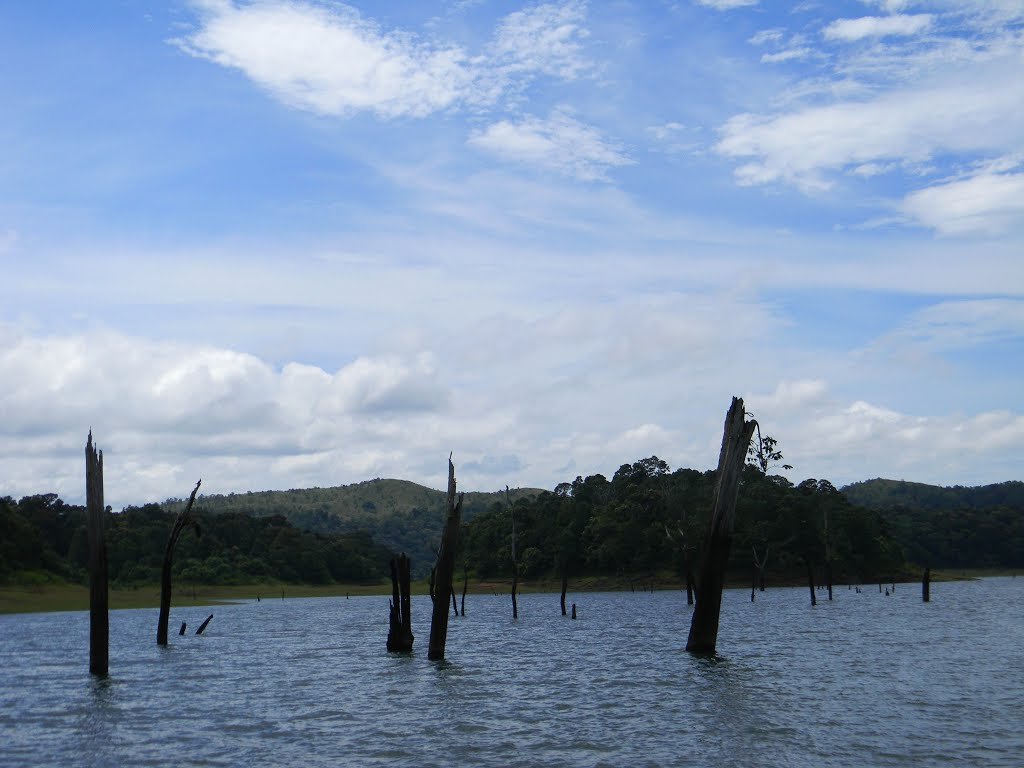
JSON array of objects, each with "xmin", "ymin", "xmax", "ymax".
[{"xmin": 2, "ymin": 578, "xmax": 1022, "ymax": 767}]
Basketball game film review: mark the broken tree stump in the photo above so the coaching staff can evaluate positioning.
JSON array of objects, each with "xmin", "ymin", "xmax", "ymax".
[
  {"xmin": 685, "ymin": 397, "xmax": 757, "ymax": 654},
  {"xmin": 86, "ymin": 431, "xmax": 108, "ymax": 676},
  {"xmin": 923, "ymin": 567, "xmax": 931, "ymax": 602},
  {"xmin": 387, "ymin": 554, "xmax": 415, "ymax": 652},
  {"xmin": 179, "ymin": 622, "xmax": 187, "ymax": 636},
  {"xmin": 428, "ymin": 455, "xmax": 463, "ymax": 661},
  {"xmin": 196, "ymin": 614, "xmax": 213, "ymax": 635},
  {"xmin": 157, "ymin": 480, "xmax": 202, "ymax": 646}
]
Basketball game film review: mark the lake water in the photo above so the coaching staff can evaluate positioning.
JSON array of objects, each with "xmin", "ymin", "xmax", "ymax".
[{"xmin": 1, "ymin": 578, "xmax": 1022, "ymax": 767}]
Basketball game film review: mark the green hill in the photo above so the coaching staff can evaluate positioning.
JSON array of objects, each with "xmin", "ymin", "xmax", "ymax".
[
  {"xmin": 164, "ymin": 479, "xmax": 543, "ymax": 577},
  {"xmin": 841, "ymin": 479, "xmax": 1024, "ymax": 568}
]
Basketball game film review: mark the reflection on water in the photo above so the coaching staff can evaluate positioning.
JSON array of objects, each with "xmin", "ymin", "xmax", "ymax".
[{"xmin": 1, "ymin": 578, "xmax": 1022, "ymax": 767}]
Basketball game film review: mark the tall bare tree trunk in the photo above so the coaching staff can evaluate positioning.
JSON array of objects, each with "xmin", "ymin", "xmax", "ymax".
[
  {"xmin": 461, "ymin": 562, "xmax": 468, "ymax": 618},
  {"xmin": 560, "ymin": 572, "xmax": 568, "ymax": 616},
  {"xmin": 387, "ymin": 554, "xmax": 414, "ymax": 652},
  {"xmin": 685, "ymin": 398, "xmax": 757, "ymax": 654},
  {"xmin": 806, "ymin": 559, "xmax": 817, "ymax": 606},
  {"xmin": 157, "ymin": 480, "xmax": 202, "ymax": 646},
  {"xmin": 86, "ymin": 432, "xmax": 108, "ymax": 676},
  {"xmin": 922, "ymin": 567, "xmax": 931, "ymax": 602},
  {"xmin": 428, "ymin": 456, "xmax": 463, "ymax": 661},
  {"xmin": 508, "ymin": 486, "xmax": 519, "ymax": 620}
]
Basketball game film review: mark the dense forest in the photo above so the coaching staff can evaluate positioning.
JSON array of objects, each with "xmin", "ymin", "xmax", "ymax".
[
  {"xmin": 3, "ymin": 461, "xmax": 1021, "ymax": 588},
  {"xmin": 0, "ymin": 494, "xmax": 391, "ymax": 586}
]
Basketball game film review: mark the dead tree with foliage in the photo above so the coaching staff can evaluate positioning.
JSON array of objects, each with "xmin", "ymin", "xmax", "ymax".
[
  {"xmin": 685, "ymin": 397, "xmax": 757, "ymax": 654},
  {"xmin": 157, "ymin": 480, "xmax": 202, "ymax": 646},
  {"xmin": 86, "ymin": 431, "xmax": 108, "ymax": 676},
  {"xmin": 428, "ymin": 456, "xmax": 463, "ymax": 661},
  {"xmin": 387, "ymin": 554, "xmax": 414, "ymax": 652}
]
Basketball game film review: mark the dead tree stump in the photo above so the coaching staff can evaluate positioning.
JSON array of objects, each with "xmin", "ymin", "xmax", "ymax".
[
  {"xmin": 922, "ymin": 567, "xmax": 931, "ymax": 602},
  {"xmin": 428, "ymin": 456, "xmax": 463, "ymax": 661},
  {"xmin": 195, "ymin": 614, "xmax": 213, "ymax": 635},
  {"xmin": 157, "ymin": 480, "xmax": 202, "ymax": 646},
  {"xmin": 86, "ymin": 432, "xmax": 108, "ymax": 676},
  {"xmin": 560, "ymin": 573, "xmax": 568, "ymax": 616},
  {"xmin": 387, "ymin": 554, "xmax": 415, "ymax": 652},
  {"xmin": 685, "ymin": 397, "xmax": 757, "ymax": 654}
]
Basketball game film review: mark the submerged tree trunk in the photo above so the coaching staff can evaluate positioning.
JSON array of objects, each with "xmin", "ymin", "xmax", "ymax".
[
  {"xmin": 461, "ymin": 563, "xmax": 468, "ymax": 618},
  {"xmin": 922, "ymin": 567, "xmax": 931, "ymax": 603},
  {"xmin": 428, "ymin": 456, "xmax": 463, "ymax": 661},
  {"xmin": 560, "ymin": 572, "xmax": 568, "ymax": 616},
  {"xmin": 685, "ymin": 568, "xmax": 696, "ymax": 606},
  {"xmin": 157, "ymin": 480, "xmax": 202, "ymax": 646},
  {"xmin": 806, "ymin": 559, "xmax": 817, "ymax": 606},
  {"xmin": 387, "ymin": 554, "xmax": 414, "ymax": 652},
  {"xmin": 86, "ymin": 432, "xmax": 108, "ymax": 676},
  {"xmin": 508, "ymin": 485, "xmax": 519, "ymax": 620},
  {"xmin": 450, "ymin": 587, "xmax": 459, "ymax": 617},
  {"xmin": 685, "ymin": 397, "xmax": 757, "ymax": 654}
]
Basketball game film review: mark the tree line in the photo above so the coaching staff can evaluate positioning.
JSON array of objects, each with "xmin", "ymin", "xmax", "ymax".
[
  {"xmin": 3, "ymin": 461, "xmax": 1021, "ymax": 589},
  {"xmin": 0, "ymin": 494, "xmax": 391, "ymax": 586}
]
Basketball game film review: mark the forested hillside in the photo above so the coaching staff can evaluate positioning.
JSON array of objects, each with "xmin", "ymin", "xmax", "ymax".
[
  {"xmin": 842, "ymin": 479, "xmax": 1024, "ymax": 568},
  {"xmin": 0, "ymin": 494, "xmax": 391, "ymax": 586},
  {"xmin": 4, "ymin": 464, "xmax": 1021, "ymax": 589},
  {"xmin": 163, "ymin": 480, "xmax": 541, "ymax": 577}
]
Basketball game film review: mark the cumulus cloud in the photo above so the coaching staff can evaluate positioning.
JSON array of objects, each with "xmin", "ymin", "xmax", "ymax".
[
  {"xmin": 823, "ymin": 14, "xmax": 934, "ymax": 41},
  {"xmin": 468, "ymin": 110, "xmax": 632, "ymax": 180}
]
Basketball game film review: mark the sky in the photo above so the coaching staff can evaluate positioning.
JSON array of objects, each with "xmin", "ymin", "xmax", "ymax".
[{"xmin": 1, "ymin": 0, "xmax": 1023, "ymax": 508}]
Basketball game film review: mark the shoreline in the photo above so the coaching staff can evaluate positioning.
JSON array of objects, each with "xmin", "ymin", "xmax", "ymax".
[{"xmin": 2, "ymin": 568, "xmax": 1014, "ymax": 615}]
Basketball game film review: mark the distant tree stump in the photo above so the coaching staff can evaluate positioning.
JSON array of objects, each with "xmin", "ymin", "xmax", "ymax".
[
  {"xmin": 196, "ymin": 614, "xmax": 213, "ymax": 635},
  {"xmin": 922, "ymin": 567, "xmax": 931, "ymax": 602}
]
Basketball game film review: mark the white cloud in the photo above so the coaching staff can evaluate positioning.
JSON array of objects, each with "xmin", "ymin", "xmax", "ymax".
[
  {"xmin": 491, "ymin": 0, "xmax": 590, "ymax": 79},
  {"xmin": 177, "ymin": 0, "xmax": 593, "ymax": 119},
  {"xmin": 717, "ymin": 51, "xmax": 1024, "ymax": 189},
  {"xmin": 761, "ymin": 47, "xmax": 815, "ymax": 63},
  {"xmin": 695, "ymin": 0, "xmax": 760, "ymax": 10},
  {"xmin": 468, "ymin": 110, "xmax": 632, "ymax": 180},
  {"xmin": 178, "ymin": 0, "xmax": 472, "ymax": 118},
  {"xmin": 748, "ymin": 29, "xmax": 784, "ymax": 45},
  {"xmin": 901, "ymin": 169, "xmax": 1024, "ymax": 234},
  {"xmin": 883, "ymin": 298, "xmax": 1024, "ymax": 349},
  {"xmin": 823, "ymin": 14, "xmax": 934, "ymax": 41}
]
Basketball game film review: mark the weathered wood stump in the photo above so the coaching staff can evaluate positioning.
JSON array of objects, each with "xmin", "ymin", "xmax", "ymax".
[
  {"xmin": 685, "ymin": 397, "xmax": 757, "ymax": 654},
  {"xmin": 922, "ymin": 567, "xmax": 931, "ymax": 602},
  {"xmin": 157, "ymin": 480, "xmax": 202, "ymax": 646},
  {"xmin": 387, "ymin": 554, "xmax": 414, "ymax": 652},
  {"xmin": 179, "ymin": 622, "xmax": 187, "ymax": 636},
  {"xmin": 427, "ymin": 456, "xmax": 463, "ymax": 661},
  {"xmin": 196, "ymin": 614, "xmax": 213, "ymax": 635},
  {"xmin": 86, "ymin": 432, "xmax": 108, "ymax": 676}
]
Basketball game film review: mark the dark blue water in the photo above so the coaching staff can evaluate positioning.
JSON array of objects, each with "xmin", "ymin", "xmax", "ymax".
[{"xmin": 2, "ymin": 578, "xmax": 1022, "ymax": 767}]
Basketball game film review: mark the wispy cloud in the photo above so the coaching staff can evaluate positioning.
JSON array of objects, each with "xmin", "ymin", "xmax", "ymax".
[
  {"xmin": 695, "ymin": 0, "xmax": 760, "ymax": 10},
  {"xmin": 902, "ymin": 167, "xmax": 1024, "ymax": 235},
  {"xmin": 177, "ymin": 0, "xmax": 473, "ymax": 118},
  {"xmin": 468, "ymin": 110, "xmax": 632, "ymax": 180},
  {"xmin": 823, "ymin": 14, "xmax": 934, "ymax": 41},
  {"xmin": 491, "ymin": 0, "xmax": 590, "ymax": 79}
]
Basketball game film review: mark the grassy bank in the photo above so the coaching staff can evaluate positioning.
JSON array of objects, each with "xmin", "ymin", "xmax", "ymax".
[{"xmin": 3, "ymin": 568, "xmax": 1014, "ymax": 615}]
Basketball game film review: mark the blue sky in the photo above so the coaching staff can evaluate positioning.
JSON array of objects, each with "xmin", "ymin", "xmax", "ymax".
[{"xmin": 1, "ymin": 0, "xmax": 1022, "ymax": 507}]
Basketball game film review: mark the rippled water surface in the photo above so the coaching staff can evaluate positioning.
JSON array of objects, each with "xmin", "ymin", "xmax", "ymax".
[{"xmin": 2, "ymin": 578, "xmax": 1022, "ymax": 767}]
